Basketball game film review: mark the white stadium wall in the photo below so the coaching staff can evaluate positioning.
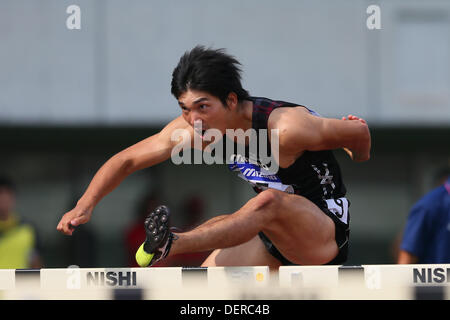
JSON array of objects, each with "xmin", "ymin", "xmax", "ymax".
[{"xmin": 0, "ymin": 0, "xmax": 449, "ymax": 126}]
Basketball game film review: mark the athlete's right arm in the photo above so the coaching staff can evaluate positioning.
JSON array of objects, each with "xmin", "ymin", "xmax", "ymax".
[{"xmin": 57, "ymin": 116, "xmax": 193, "ymax": 235}]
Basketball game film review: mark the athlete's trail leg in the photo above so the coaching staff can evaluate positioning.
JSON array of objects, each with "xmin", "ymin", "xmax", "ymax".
[{"xmin": 168, "ymin": 189, "xmax": 339, "ymax": 265}]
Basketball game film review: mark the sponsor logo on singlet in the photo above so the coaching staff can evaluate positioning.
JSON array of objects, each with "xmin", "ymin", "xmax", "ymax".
[{"xmin": 228, "ymin": 154, "xmax": 294, "ymax": 193}]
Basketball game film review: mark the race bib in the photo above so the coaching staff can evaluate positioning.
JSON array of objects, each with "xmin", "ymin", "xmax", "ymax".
[{"xmin": 325, "ymin": 197, "xmax": 349, "ymax": 225}]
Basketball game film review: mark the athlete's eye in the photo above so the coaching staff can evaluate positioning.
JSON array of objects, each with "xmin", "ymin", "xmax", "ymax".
[{"xmin": 199, "ymin": 105, "xmax": 208, "ymax": 110}]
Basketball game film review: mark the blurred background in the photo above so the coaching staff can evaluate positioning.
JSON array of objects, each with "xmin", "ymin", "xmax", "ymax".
[{"xmin": 0, "ymin": 0, "xmax": 449, "ymax": 268}]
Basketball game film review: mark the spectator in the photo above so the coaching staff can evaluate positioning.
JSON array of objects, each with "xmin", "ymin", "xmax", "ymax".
[
  {"xmin": 398, "ymin": 167, "xmax": 450, "ymax": 264},
  {"xmin": 0, "ymin": 175, "xmax": 42, "ymax": 269}
]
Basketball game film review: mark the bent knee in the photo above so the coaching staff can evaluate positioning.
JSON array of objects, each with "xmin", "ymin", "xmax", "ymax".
[
  {"xmin": 250, "ymin": 189, "xmax": 286, "ymax": 219},
  {"xmin": 255, "ymin": 188, "xmax": 283, "ymax": 206}
]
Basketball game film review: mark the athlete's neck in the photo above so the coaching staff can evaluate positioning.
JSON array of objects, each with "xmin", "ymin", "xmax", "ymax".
[{"xmin": 230, "ymin": 99, "xmax": 253, "ymax": 131}]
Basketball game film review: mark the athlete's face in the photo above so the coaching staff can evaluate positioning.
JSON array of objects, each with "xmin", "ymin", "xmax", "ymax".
[{"xmin": 178, "ymin": 89, "xmax": 234, "ymax": 137}]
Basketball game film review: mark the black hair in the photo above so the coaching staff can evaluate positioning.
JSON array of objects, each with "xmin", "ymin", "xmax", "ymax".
[
  {"xmin": 0, "ymin": 175, "xmax": 15, "ymax": 192},
  {"xmin": 171, "ymin": 45, "xmax": 250, "ymax": 106}
]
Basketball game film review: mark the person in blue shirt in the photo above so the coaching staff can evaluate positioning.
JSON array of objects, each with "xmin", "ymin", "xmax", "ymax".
[{"xmin": 398, "ymin": 170, "xmax": 450, "ymax": 264}]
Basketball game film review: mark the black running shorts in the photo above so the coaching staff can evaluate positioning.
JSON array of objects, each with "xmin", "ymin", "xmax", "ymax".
[{"xmin": 258, "ymin": 199, "xmax": 350, "ymax": 265}]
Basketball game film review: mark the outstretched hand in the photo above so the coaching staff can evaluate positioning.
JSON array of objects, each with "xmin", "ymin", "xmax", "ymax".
[{"xmin": 57, "ymin": 205, "xmax": 92, "ymax": 236}]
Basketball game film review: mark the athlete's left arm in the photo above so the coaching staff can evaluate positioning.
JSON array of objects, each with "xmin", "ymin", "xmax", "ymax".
[{"xmin": 268, "ymin": 107, "xmax": 371, "ymax": 162}]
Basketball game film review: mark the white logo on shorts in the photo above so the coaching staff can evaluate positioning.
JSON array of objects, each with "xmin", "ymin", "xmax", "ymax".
[{"xmin": 325, "ymin": 197, "xmax": 349, "ymax": 225}]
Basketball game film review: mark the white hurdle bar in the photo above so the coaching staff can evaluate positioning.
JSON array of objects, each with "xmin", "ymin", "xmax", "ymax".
[{"xmin": 0, "ymin": 264, "xmax": 449, "ymax": 300}]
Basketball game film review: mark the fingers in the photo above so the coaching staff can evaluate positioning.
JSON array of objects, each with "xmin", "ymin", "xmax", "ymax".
[
  {"xmin": 70, "ymin": 216, "xmax": 87, "ymax": 227},
  {"xmin": 342, "ymin": 114, "xmax": 367, "ymax": 124},
  {"xmin": 57, "ymin": 206, "xmax": 92, "ymax": 236},
  {"xmin": 342, "ymin": 115, "xmax": 355, "ymax": 120},
  {"xmin": 56, "ymin": 220, "xmax": 64, "ymax": 233},
  {"xmin": 56, "ymin": 216, "xmax": 76, "ymax": 236},
  {"xmin": 56, "ymin": 220, "xmax": 74, "ymax": 235}
]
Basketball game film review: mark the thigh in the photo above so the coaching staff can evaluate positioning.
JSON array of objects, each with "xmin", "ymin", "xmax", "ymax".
[
  {"xmin": 262, "ymin": 190, "xmax": 340, "ymax": 265},
  {"xmin": 201, "ymin": 236, "xmax": 281, "ymax": 271}
]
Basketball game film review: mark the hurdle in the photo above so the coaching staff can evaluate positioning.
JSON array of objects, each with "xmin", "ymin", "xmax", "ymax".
[{"xmin": 0, "ymin": 264, "xmax": 449, "ymax": 300}]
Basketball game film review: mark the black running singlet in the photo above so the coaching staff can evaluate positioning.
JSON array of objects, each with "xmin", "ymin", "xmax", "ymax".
[
  {"xmin": 224, "ymin": 96, "xmax": 350, "ymax": 264},
  {"xmin": 226, "ymin": 97, "xmax": 347, "ymax": 206}
]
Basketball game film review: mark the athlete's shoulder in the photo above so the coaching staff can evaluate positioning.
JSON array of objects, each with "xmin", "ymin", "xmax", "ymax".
[
  {"xmin": 159, "ymin": 116, "xmax": 193, "ymax": 137},
  {"xmin": 267, "ymin": 105, "xmax": 313, "ymax": 131},
  {"xmin": 250, "ymin": 96, "xmax": 301, "ymax": 109},
  {"xmin": 165, "ymin": 115, "xmax": 192, "ymax": 130},
  {"xmin": 155, "ymin": 116, "xmax": 195, "ymax": 149}
]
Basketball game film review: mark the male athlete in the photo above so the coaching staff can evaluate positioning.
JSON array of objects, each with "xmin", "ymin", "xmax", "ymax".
[{"xmin": 57, "ymin": 46, "xmax": 371, "ymax": 268}]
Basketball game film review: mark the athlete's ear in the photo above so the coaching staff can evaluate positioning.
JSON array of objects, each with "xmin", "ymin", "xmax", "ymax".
[{"xmin": 226, "ymin": 92, "xmax": 238, "ymax": 110}]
